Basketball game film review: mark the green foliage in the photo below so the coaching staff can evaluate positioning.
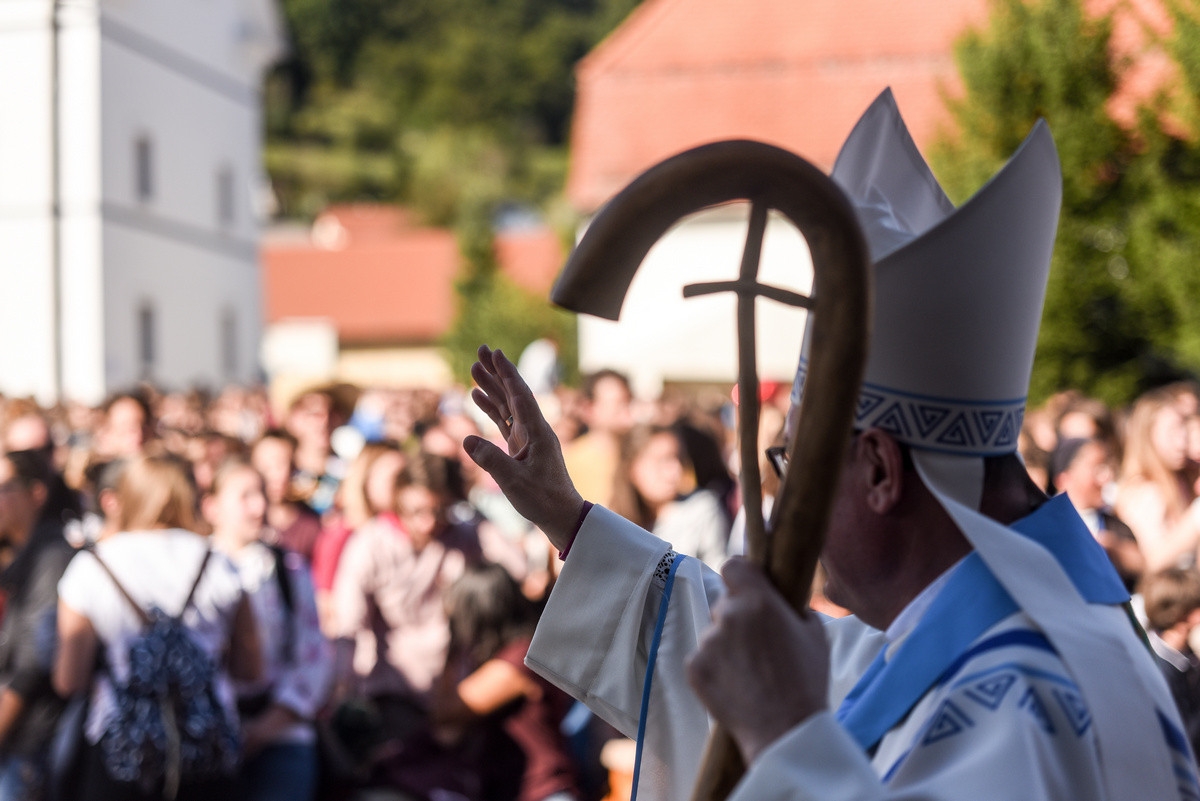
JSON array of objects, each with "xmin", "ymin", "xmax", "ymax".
[
  {"xmin": 440, "ymin": 205, "xmax": 578, "ymax": 385},
  {"xmin": 440, "ymin": 271, "xmax": 578, "ymax": 388},
  {"xmin": 267, "ymin": 0, "xmax": 643, "ymax": 224},
  {"xmin": 932, "ymin": 0, "xmax": 1200, "ymax": 408},
  {"xmin": 266, "ymin": 0, "xmax": 637, "ymax": 382}
]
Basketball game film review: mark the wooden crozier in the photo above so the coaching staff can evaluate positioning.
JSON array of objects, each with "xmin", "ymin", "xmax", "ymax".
[{"xmin": 550, "ymin": 140, "xmax": 871, "ymax": 801}]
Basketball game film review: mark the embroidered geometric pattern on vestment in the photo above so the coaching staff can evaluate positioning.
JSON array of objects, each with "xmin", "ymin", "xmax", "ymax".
[{"xmin": 652, "ymin": 550, "xmax": 678, "ymax": 590}]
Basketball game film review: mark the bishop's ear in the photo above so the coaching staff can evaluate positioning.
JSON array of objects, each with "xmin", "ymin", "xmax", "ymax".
[{"xmin": 854, "ymin": 428, "xmax": 906, "ymax": 515}]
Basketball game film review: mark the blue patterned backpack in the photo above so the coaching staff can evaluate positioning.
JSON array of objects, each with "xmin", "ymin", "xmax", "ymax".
[{"xmin": 90, "ymin": 547, "xmax": 241, "ymax": 799}]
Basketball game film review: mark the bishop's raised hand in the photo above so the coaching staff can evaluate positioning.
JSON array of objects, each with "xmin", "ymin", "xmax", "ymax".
[{"xmin": 464, "ymin": 345, "xmax": 585, "ymax": 552}]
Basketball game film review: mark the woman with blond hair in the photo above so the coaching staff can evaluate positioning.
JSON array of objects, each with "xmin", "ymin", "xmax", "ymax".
[
  {"xmin": 1116, "ymin": 387, "xmax": 1200, "ymax": 571},
  {"xmin": 53, "ymin": 453, "xmax": 261, "ymax": 801}
]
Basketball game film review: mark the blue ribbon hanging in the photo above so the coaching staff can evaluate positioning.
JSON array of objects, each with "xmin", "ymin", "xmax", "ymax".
[{"xmin": 630, "ymin": 552, "xmax": 685, "ymax": 801}]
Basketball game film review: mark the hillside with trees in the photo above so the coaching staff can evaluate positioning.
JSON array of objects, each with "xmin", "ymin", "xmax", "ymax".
[
  {"xmin": 265, "ymin": 0, "xmax": 641, "ymax": 227},
  {"xmin": 265, "ymin": 0, "xmax": 642, "ymax": 382},
  {"xmin": 266, "ymin": 0, "xmax": 1200, "ymax": 401}
]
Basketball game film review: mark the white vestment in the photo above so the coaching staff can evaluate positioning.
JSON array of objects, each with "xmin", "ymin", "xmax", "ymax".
[{"xmin": 527, "ymin": 505, "xmax": 1199, "ymax": 801}]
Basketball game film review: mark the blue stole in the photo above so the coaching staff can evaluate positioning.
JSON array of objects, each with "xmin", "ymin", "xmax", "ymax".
[{"xmin": 835, "ymin": 494, "xmax": 1128, "ymax": 753}]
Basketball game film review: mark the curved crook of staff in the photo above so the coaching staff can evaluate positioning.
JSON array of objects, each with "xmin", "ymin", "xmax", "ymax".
[{"xmin": 551, "ymin": 139, "xmax": 872, "ymax": 801}]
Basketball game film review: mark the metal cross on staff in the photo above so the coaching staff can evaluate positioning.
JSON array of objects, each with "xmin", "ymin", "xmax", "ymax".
[{"xmin": 550, "ymin": 139, "xmax": 871, "ymax": 801}]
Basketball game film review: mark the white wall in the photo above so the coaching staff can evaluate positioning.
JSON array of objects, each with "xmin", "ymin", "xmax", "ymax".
[
  {"xmin": 97, "ymin": 19, "xmax": 254, "ymax": 392},
  {"xmin": 0, "ymin": 1, "xmax": 280, "ymax": 404},
  {"xmin": 59, "ymin": 1, "xmax": 106, "ymax": 403},
  {"xmin": 96, "ymin": 0, "xmax": 280, "ymax": 396},
  {"xmin": 0, "ymin": 2, "xmax": 62, "ymax": 403},
  {"xmin": 577, "ymin": 206, "xmax": 814, "ymax": 399}
]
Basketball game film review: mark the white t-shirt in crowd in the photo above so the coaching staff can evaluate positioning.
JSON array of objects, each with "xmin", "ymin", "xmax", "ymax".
[{"xmin": 57, "ymin": 529, "xmax": 245, "ymax": 743}]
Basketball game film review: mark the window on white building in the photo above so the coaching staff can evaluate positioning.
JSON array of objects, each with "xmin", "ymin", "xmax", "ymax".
[
  {"xmin": 138, "ymin": 302, "xmax": 156, "ymax": 379},
  {"xmin": 135, "ymin": 137, "xmax": 154, "ymax": 201},
  {"xmin": 221, "ymin": 307, "xmax": 237, "ymax": 378},
  {"xmin": 217, "ymin": 166, "xmax": 235, "ymax": 226}
]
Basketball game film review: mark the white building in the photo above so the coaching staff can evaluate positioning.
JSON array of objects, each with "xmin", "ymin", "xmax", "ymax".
[{"xmin": 0, "ymin": 0, "xmax": 284, "ymax": 405}]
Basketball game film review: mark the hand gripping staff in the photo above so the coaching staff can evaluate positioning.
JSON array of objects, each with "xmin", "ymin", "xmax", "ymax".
[{"xmin": 549, "ymin": 140, "xmax": 871, "ymax": 801}]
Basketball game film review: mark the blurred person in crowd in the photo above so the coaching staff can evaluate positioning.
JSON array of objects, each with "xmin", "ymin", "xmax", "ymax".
[
  {"xmin": 284, "ymin": 386, "xmax": 350, "ymax": 516},
  {"xmin": 94, "ymin": 391, "xmax": 155, "ymax": 460},
  {"xmin": 1143, "ymin": 566, "xmax": 1200, "ymax": 759},
  {"xmin": 209, "ymin": 386, "xmax": 267, "ymax": 444},
  {"xmin": 252, "ymin": 429, "xmax": 322, "ymax": 563},
  {"xmin": 422, "ymin": 408, "xmax": 528, "ymax": 586},
  {"xmin": 609, "ymin": 425, "xmax": 730, "ymax": 570},
  {"xmin": 327, "ymin": 453, "xmax": 488, "ymax": 722},
  {"xmin": 1116, "ymin": 387, "xmax": 1200, "ymax": 571},
  {"xmin": 676, "ymin": 409, "xmax": 736, "ymax": 513},
  {"xmin": 187, "ymin": 431, "xmax": 248, "ymax": 496},
  {"xmin": 562, "ymin": 370, "xmax": 634, "ymax": 508},
  {"xmin": 66, "ymin": 457, "xmax": 127, "ymax": 548},
  {"xmin": 428, "ymin": 563, "xmax": 581, "ymax": 801},
  {"xmin": 517, "ymin": 336, "xmax": 562, "ymax": 398},
  {"xmin": 63, "ymin": 400, "xmax": 97, "ymax": 451},
  {"xmin": 1022, "ymin": 389, "xmax": 1082, "ymax": 455},
  {"xmin": 1055, "ymin": 394, "xmax": 1120, "ymax": 461},
  {"xmin": 1164, "ymin": 381, "xmax": 1200, "ymax": 482},
  {"xmin": 1017, "ymin": 388, "xmax": 1065, "ymax": 453},
  {"xmin": 311, "ymin": 441, "xmax": 406, "ymax": 630},
  {"xmin": 155, "ymin": 391, "xmax": 206, "ymax": 457},
  {"xmin": 61, "ymin": 401, "xmax": 103, "ymax": 494},
  {"xmin": 548, "ymin": 388, "xmax": 584, "ymax": 451},
  {"xmin": 54, "ymin": 453, "xmax": 261, "ymax": 801},
  {"xmin": 0, "ymin": 450, "xmax": 80, "ymax": 799},
  {"xmin": 2, "ymin": 399, "xmax": 53, "ymax": 462},
  {"xmin": 382, "ymin": 389, "xmax": 420, "ymax": 445},
  {"xmin": 727, "ymin": 405, "xmax": 786, "ymax": 558},
  {"xmin": 1049, "ymin": 437, "xmax": 1144, "ymax": 591},
  {"xmin": 432, "ymin": 410, "xmax": 552, "ymax": 597},
  {"xmin": 204, "ymin": 458, "xmax": 333, "ymax": 801},
  {"xmin": 1018, "ymin": 421, "xmax": 1051, "ymax": 492}
]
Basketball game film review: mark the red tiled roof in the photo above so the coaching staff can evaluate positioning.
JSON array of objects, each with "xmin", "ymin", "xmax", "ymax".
[
  {"xmin": 568, "ymin": 0, "xmax": 990, "ymax": 211},
  {"xmin": 263, "ymin": 206, "xmax": 565, "ymax": 344},
  {"xmin": 1099, "ymin": 0, "xmax": 1180, "ymax": 131},
  {"xmin": 264, "ymin": 225, "xmax": 461, "ymax": 344},
  {"xmin": 495, "ymin": 228, "xmax": 566, "ymax": 298},
  {"xmin": 314, "ymin": 204, "xmax": 422, "ymax": 242},
  {"xmin": 567, "ymin": 0, "xmax": 1181, "ymax": 212}
]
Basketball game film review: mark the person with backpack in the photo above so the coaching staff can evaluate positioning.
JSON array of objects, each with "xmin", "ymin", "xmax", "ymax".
[
  {"xmin": 53, "ymin": 453, "xmax": 262, "ymax": 801},
  {"xmin": 0, "ymin": 449, "xmax": 80, "ymax": 800},
  {"xmin": 203, "ymin": 457, "xmax": 333, "ymax": 801}
]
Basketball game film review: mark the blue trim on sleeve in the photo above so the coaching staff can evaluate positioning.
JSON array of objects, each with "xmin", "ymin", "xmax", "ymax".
[{"xmin": 630, "ymin": 552, "xmax": 685, "ymax": 801}]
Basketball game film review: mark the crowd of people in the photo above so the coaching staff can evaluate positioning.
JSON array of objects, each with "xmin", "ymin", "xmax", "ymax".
[
  {"xmin": 0, "ymin": 361, "xmax": 1198, "ymax": 800},
  {"xmin": 0, "ymin": 368, "xmax": 732, "ymax": 801}
]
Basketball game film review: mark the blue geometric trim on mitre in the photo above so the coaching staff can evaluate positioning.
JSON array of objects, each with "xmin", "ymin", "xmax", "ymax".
[{"xmin": 793, "ymin": 359, "xmax": 1027, "ymax": 457}]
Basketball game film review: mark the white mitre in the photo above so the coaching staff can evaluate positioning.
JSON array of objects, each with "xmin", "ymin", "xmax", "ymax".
[
  {"xmin": 792, "ymin": 89, "xmax": 1178, "ymax": 801},
  {"xmin": 794, "ymin": 88, "xmax": 1059, "ymax": 472}
]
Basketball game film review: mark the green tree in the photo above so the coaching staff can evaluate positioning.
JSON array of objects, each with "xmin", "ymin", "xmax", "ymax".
[
  {"xmin": 440, "ymin": 202, "xmax": 578, "ymax": 386},
  {"xmin": 932, "ymin": 0, "xmax": 1200, "ymax": 407},
  {"xmin": 265, "ymin": 0, "xmax": 640, "ymax": 384},
  {"xmin": 266, "ymin": 0, "xmax": 643, "ymax": 224}
]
